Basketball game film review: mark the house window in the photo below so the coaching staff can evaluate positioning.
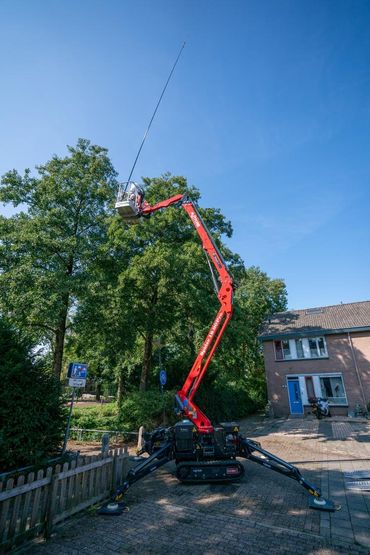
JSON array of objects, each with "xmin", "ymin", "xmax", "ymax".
[
  {"xmin": 274, "ymin": 336, "xmax": 327, "ymax": 360},
  {"xmin": 274, "ymin": 340, "xmax": 291, "ymax": 360},
  {"xmin": 305, "ymin": 376, "xmax": 316, "ymax": 400},
  {"xmin": 274, "ymin": 341, "xmax": 283, "ymax": 360},
  {"xmin": 309, "ymin": 337, "xmax": 327, "ymax": 357},
  {"xmin": 295, "ymin": 339, "xmax": 304, "ymax": 358},
  {"xmin": 309, "ymin": 338, "xmax": 319, "ymax": 357},
  {"xmin": 319, "ymin": 376, "xmax": 347, "ymax": 405},
  {"xmin": 318, "ymin": 337, "xmax": 327, "ymax": 356}
]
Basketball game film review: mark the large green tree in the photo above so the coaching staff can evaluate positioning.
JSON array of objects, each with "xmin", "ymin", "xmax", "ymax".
[
  {"xmin": 68, "ymin": 175, "xmax": 235, "ymax": 396},
  {"xmin": 213, "ymin": 266, "xmax": 287, "ymax": 406},
  {"xmin": 0, "ymin": 139, "xmax": 118, "ymax": 379}
]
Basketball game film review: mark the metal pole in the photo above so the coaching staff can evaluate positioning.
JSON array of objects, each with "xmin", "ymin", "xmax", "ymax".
[
  {"xmin": 125, "ymin": 41, "xmax": 186, "ymax": 188},
  {"xmin": 62, "ymin": 388, "xmax": 76, "ymax": 454},
  {"xmin": 158, "ymin": 341, "xmax": 167, "ymax": 425}
]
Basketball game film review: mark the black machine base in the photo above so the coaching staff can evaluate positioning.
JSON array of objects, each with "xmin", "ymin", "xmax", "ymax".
[{"xmin": 99, "ymin": 420, "xmax": 339, "ymax": 515}]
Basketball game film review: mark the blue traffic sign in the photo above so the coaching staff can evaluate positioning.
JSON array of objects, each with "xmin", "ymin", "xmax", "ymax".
[
  {"xmin": 68, "ymin": 362, "xmax": 88, "ymax": 379},
  {"xmin": 159, "ymin": 369, "xmax": 167, "ymax": 386}
]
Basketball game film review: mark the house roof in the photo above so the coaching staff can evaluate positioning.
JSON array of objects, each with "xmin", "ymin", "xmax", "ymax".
[{"xmin": 259, "ymin": 300, "xmax": 370, "ymax": 340}]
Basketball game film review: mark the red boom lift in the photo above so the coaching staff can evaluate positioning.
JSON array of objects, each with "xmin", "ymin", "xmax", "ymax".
[{"xmin": 99, "ymin": 183, "xmax": 337, "ymax": 515}]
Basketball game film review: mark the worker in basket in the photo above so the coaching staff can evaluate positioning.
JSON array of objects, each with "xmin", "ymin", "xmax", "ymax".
[{"xmin": 115, "ymin": 182, "xmax": 145, "ymax": 220}]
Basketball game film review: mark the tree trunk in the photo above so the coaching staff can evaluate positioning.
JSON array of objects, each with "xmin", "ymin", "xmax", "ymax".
[
  {"xmin": 140, "ymin": 330, "xmax": 153, "ymax": 391},
  {"xmin": 117, "ymin": 367, "xmax": 125, "ymax": 404},
  {"xmin": 53, "ymin": 313, "xmax": 68, "ymax": 380},
  {"xmin": 139, "ymin": 286, "xmax": 157, "ymax": 391},
  {"xmin": 53, "ymin": 256, "xmax": 73, "ymax": 380}
]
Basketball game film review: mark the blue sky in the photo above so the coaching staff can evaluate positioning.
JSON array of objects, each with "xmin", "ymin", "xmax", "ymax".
[{"xmin": 1, "ymin": 0, "xmax": 369, "ymax": 310}]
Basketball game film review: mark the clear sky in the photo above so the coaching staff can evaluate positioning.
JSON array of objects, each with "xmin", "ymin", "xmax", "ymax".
[{"xmin": 1, "ymin": 0, "xmax": 369, "ymax": 310}]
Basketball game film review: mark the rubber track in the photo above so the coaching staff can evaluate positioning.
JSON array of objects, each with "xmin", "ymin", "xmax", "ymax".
[{"xmin": 176, "ymin": 459, "xmax": 245, "ymax": 483}]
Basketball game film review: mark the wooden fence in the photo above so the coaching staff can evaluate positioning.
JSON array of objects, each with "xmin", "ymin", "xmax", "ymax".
[{"xmin": 0, "ymin": 447, "xmax": 128, "ymax": 553}]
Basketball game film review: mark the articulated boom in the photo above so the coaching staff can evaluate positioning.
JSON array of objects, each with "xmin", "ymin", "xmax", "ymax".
[
  {"xmin": 141, "ymin": 192, "xmax": 233, "ymax": 433},
  {"xmin": 177, "ymin": 202, "xmax": 233, "ymax": 433},
  {"xmin": 102, "ymin": 184, "xmax": 338, "ymax": 516}
]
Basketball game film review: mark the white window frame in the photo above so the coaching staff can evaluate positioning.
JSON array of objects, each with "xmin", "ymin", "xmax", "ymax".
[
  {"xmin": 293, "ymin": 373, "xmax": 348, "ymax": 406},
  {"xmin": 308, "ymin": 337, "xmax": 327, "ymax": 358},
  {"xmin": 319, "ymin": 375, "xmax": 347, "ymax": 406},
  {"xmin": 274, "ymin": 336, "xmax": 328, "ymax": 361}
]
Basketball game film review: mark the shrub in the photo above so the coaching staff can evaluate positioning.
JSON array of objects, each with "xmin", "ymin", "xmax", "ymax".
[
  {"xmin": 72, "ymin": 403, "xmax": 119, "ymax": 430},
  {"xmin": 71, "ymin": 382, "xmax": 258, "ymax": 438},
  {"xmin": 196, "ymin": 381, "xmax": 257, "ymax": 423},
  {"xmin": 0, "ymin": 320, "xmax": 67, "ymax": 471},
  {"xmin": 118, "ymin": 390, "xmax": 177, "ymax": 431}
]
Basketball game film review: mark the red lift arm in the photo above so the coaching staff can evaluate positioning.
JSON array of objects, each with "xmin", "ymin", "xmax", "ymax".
[
  {"xmin": 140, "ymin": 193, "xmax": 233, "ymax": 433},
  {"xmin": 103, "ymin": 186, "xmax": 338, "ymax": 516}
]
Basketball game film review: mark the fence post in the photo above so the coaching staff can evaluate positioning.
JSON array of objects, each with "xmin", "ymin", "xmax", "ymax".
[
  {"xmin": 30, "ymin": 469, "xmax": 45, "ymax": 531},
  {"xmin": 8, "ymin": 474, "xmax": 25, "ymax": 539},
  {"xmin": 101, "ymin": 433, "xmax": 110, "ymax": 455},
  {"xmin": 122, "ymin": 445, "xmax": 129, "ymax": 481},
  {"xmin": 44, "ymin": 474, "xmax": 58, "ymax": 539},
  {"xmin": 0, "ymin": 478, "xmax": 14, "ymax": 543},
  {"xmin": 137, "ymin": 426, "xmax": 145, "ymax": 453},
  {"xmin": 111, "ymin": 449, "xmax": 118, "ymax": 492}
]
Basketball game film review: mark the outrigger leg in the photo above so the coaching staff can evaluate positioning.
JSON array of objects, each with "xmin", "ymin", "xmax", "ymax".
[
  {"xmin": 240, "ymin": 438, "xmax": 338, "ymax": 512},
  {"xmin": 98, "ymin": 441, "xmax": 173, "ymax": 515}
]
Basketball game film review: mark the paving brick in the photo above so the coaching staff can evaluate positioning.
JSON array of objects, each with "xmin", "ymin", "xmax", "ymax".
[
  {"xmin": 332, "ymin": 527, "xmax": 355, "ymax": 540},
  {"xmin": 19, "ymin": 417, "xmax": 370, "ymax": 555},
  {"xmin": 353, "ymin": 529, "xmax": 370, "ymax": 548}
]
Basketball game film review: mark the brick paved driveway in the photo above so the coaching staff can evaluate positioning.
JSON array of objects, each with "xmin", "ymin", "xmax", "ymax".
[{"xmin": 23, "ymin": 417, "xmax": 370, "ymax": 554}]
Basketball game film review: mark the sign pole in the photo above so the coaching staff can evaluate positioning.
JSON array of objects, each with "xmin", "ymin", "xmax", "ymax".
[
  {"xmin": 157, "ymin": 341, "xmax": 167, "ymax": 425},
  {"xmin": 159, "ymin": 367, "xmax": 167, "ymax": 426},
  {"xmin": 62, "ymin": 362, "xmax": 88, "ymax": 454},
  {"xmin": 62, "ymin": 387, "xmax": 76, "ymax": 454},
  {"xmin": 162, "ymin": 385, "xmax": 166, "ymax": 425}
]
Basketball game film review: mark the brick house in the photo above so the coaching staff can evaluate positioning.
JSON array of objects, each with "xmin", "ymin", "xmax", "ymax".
[{"xmin": 259, "ymin": 301, "xmax": 370, "ymax": 417}]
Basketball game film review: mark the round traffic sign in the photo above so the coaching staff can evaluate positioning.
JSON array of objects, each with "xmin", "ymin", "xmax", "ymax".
[{"xmin": 159, "ymin": 369, "xmax": 167, "ymax": 386}]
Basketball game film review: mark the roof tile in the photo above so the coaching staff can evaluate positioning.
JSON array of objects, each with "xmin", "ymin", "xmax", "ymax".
[{"xmin": 260, "ymin": 300, "xmax": 370, "ymax": 338}]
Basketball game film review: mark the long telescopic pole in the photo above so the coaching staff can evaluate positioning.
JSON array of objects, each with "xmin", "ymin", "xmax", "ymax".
[{"xmin": 125, "ymin": 42, "xmax": 186, "ymax": 188}]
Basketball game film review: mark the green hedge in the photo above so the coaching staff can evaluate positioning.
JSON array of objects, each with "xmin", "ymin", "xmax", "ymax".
[
  {"xmin": 118, "ymin": 390, "xmax": 177, "ymax": 431},
  {"xmin": 0, "ymin": 320, "xmax": 66, "ymax": 471},
  {"xmin": 70, "ymin": 383, "xmax": 257, "ymax": 437},
  {"xmin": 71, "ymin": 393, "xmax": 175, "ymax": 434},
  {"xmin": 196, "ymin": 381, "xmax": 258, "ymax": 423},
  {"xmin": 71, "ymin": 403, "xmax": 119, "ymax": 430}
]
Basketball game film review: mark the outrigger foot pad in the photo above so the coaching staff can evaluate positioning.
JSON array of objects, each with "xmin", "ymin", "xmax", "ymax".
[
  {"xmin": 308, "ymin": 496, "xmax": 338, "ymax": 512},
  {"xmin": 97, "ymin": 501, "xmax": 127, "ymax": 516}
]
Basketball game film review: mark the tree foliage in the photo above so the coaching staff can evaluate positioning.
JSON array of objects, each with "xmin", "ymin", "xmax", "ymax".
[
  {"xmin": 68, "ymin": 174, "xmax": 287, "ymax": 421},
  {"xmin": 0, "ymin": 139, "xmax": 118, "ymax": 379},
  {"xmin": 0, "ymin": 319, "xmax": 66, "ymax": 471},
  {"xmin": 212, "ymin": 266, "xmax": 287, "ymax": 406},
  {"xmin": 1, "ymin": 141, "xmax": 288, "ymax": 432}
]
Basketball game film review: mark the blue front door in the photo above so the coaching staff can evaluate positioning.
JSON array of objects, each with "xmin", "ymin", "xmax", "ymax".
[{"xmin": 288, "ymin": 379, "xmax": 303, "ymax": 414}]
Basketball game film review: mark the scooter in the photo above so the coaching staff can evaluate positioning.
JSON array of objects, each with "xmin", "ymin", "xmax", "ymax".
[{"xmin": 309, "ymin": 397, "xmax": 331, "ymax": 419}]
